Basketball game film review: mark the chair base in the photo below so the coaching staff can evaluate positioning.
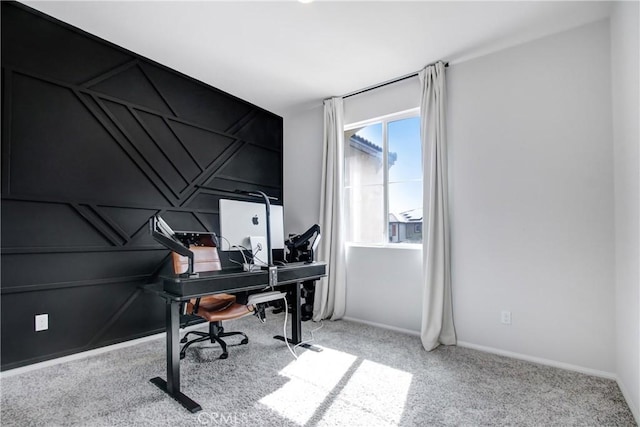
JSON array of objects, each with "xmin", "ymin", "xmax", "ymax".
[{"xmin": 180, "ymin": 322, "xmax": 248, "ymax": 360}]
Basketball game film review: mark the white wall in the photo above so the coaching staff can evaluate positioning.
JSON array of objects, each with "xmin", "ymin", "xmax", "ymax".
[
  {"xmin": 611, "ymin": 1, "xmax": 640, "ymax": 420},
  {"xmin": 283, "ymin": 104, "xmax": 324, "ymax": 238},
  {"xmin": 344, "ymin": 246, "xmax": 422, "ymax": 332},
  {"xmin": 284, "ymin": 19, "xmax": 619, "ymax": 375},
  {"xmin": 449, "ymin": 19, "xmax": 615, "ymax": 374},
  {"xmin": 342, "ymin": 77, "xmax": 420, "ymax": 124}
]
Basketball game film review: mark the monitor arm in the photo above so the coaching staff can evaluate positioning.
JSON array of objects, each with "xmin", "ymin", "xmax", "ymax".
[
  {"xmin": 285, "ymin": 224, "xmax": 321, "ymax": 263},
  {"xmin": 149, "ymin": 214, "xmax": 197, "ymax": 277}
]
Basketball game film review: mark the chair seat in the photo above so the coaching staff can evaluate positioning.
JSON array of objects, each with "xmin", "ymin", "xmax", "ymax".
[
  {"xmin": 191, "ymin": 303, "xmax": 253, "ymax": 322},
  {"xmin": 194, "ymin": 294, "xmax": 236, "ymax": 312}
]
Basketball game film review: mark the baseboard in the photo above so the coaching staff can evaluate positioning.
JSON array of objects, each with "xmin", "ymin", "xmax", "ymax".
[
  {"xmin": 337, "ymin": 319, "xmax": 620, "ymax": 383},
  {"xmin": 616, "ymin": 374, "xmax": 640, "ymax": 423},
  {"xmin": 342, "ymin": 321, "xmax": 637, "ymax": 421},
  {"xmin": 0, "ymin": 323, "xmax": 207, "ymax": 379},
  {"xmin": 342, "ymin": 316, "xmax": 420, "ymax": 337},
  {"xmin": 341, "ymin": 321, "xmax": 615, "ymax": 379},
  {"xmin": 457, "ymin": 341, "xmax": 617, "ymax": 380}
]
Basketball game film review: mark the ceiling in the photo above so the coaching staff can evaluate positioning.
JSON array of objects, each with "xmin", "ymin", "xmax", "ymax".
[{"xmin": 23, "ymin": 1, "xmax": 612, "ymax": 116}]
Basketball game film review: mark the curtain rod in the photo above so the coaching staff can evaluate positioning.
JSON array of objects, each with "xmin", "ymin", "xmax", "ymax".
[{"xmin": 329, "ymin": 61, "xmax": 449, "ymax": 101}]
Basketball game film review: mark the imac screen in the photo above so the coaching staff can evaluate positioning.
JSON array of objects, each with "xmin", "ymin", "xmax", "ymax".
[{"xmin": 219, "ymin": 199, "xmax": 284, "ymax": 251}]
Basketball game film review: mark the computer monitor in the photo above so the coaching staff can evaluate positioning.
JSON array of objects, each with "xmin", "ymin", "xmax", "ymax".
[{"xmin": 219, "ymin": 199, "xmax": 285, "ymax": 255}]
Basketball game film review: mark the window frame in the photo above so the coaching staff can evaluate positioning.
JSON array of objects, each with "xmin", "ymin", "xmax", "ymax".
[{"xmin": 343, "ymin": 107, "xmax": 422, "ymax": 249}]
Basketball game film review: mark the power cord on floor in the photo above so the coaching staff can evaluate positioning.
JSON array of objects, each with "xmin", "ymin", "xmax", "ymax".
[
  {"xmin": 252, "ymin": 293, "xmax": 323, "ymax": 360},
  {"xmin": 293, "ymin": 320, "xmax": 324, "ymax": 353},
  {"xmin": 281, "ymin": 296, "xmax": 297, "ymax": 359},
  {"xmin": 282, "ymin": 300, "xmax": 324, "ymax": 360}
]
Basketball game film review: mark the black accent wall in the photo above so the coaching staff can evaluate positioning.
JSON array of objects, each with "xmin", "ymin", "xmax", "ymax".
[{"xmin": 1, "ymin": 2, "xmax": 283, "ymax": 370}]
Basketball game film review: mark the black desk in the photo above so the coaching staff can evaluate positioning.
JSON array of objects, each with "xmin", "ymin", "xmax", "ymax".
[{"xmin": 142, "ymin": 262, "xmax": 326, "ymax": 413}]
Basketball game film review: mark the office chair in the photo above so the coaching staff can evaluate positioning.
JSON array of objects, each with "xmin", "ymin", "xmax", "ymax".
[{"xmin": 172, "ymin": 245, "xmax": 253, "ymax": 360}]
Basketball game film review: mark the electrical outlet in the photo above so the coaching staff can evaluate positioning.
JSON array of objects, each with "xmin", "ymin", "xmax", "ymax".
[
  {"xmin": 35, "ymin": 314, "xmax": 48, "ymax": 331},
  {"xmin": 501, "ymin": 310, "xmax": 512, "ymax": 325}
]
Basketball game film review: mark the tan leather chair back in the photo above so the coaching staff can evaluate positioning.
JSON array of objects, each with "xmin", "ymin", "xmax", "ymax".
[{"xmin": 172, "ymin": 245, "xmax": 222, "ymax": 274}]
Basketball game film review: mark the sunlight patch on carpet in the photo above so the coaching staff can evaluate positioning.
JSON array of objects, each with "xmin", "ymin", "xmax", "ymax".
[
  {"xmin": 258, "ymin": 348, "xmax": 412, "ymax": 426},
  {"xmin": 258, "ymin": 347, "xmax": 357, "ymax": 424},
  {"xmin": 319, "ymin": 359, "xmax": 413, "ymax": 425}
]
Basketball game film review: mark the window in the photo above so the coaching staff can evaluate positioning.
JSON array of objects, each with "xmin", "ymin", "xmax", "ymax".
[{"xmin": 344, "ymin": 109, "xmax": 422, "ymax": 245}]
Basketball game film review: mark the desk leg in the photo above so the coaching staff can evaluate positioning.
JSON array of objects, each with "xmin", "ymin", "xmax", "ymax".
[
  {"xmin": 274, "ymin": 281, "xmax": 322, "ymax": 352},
  {"xmin": 292, "ymin": 280, "xmax": 302, "ymax": 343},
  {"xmin": 150, "ymin": 300, "xmax": 202, "ymax": 413}
]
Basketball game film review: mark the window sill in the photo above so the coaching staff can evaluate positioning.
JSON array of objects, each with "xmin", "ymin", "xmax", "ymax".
[{"xmin": 346, "ymin": 242, "xmax": 422, "ymax": 250}]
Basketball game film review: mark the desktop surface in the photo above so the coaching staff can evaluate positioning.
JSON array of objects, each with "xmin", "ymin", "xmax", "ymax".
[{"xmin": 154, "ymin": 262, "xmax": 326, "ymax": 298}]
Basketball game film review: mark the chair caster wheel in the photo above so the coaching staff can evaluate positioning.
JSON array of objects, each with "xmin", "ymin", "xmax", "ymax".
[
  {"xmin": 240, "ymin": 338, "xmax": 249, "ymax": 345},
  {"xmin": 219, "ymin": 353, "xmax": 228, "ymax": 360},
  {"xmin": 180, "ymin": 353, "xmax": 186, "ymax": 360},
  {"xmin": 180, "ymin": 338, "xmax": 187, "ymax": 343}
]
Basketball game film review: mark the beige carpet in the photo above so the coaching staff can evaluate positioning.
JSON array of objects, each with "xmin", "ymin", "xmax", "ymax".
[{"xmin": 1, "ymin": 313, "xmax": 636, "ymax": 426}]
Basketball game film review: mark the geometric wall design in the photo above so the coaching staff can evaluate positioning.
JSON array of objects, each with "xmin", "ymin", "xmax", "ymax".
[{"xmin": 1, "ymin": 2, "xmax": 283, "ymax": 370}]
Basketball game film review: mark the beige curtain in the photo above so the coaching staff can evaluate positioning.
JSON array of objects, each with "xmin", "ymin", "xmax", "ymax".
[
  {"xmin": 314, "ymin": 97, "xmax": 347, "ymax": 321},
  {"xmin": 419, "ymin": 62, "xmax": 456, "ymax": 350}
]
